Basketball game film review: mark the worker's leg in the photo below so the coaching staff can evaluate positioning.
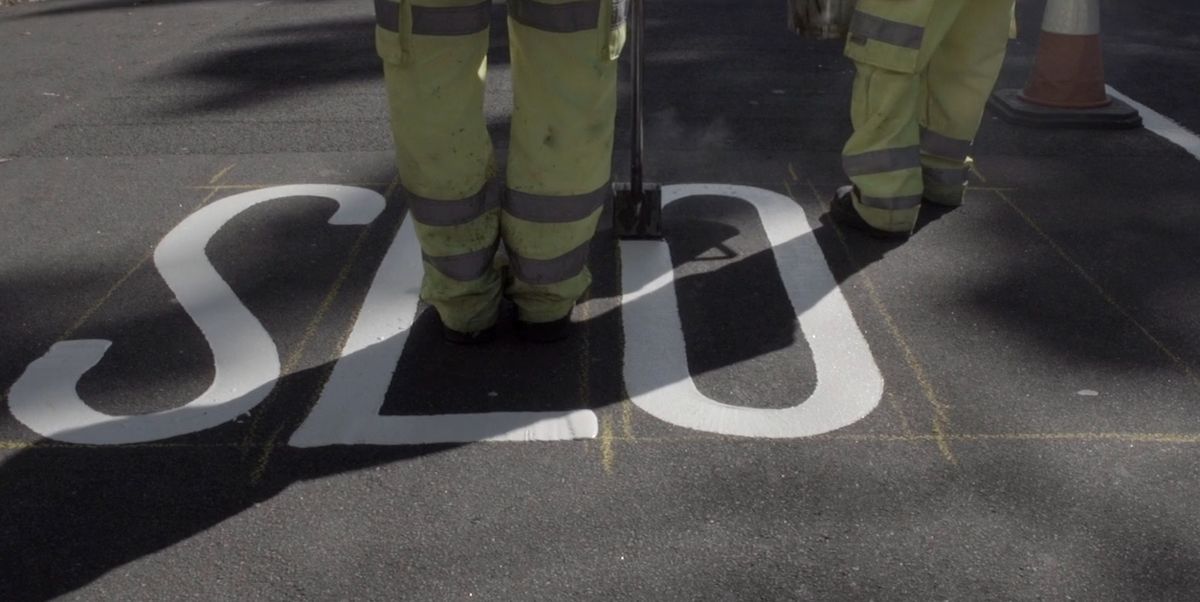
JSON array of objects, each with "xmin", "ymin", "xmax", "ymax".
[
  {"xmin": 919, "ymin": 0, "xmax": 1015, "ymax": 206},
  {"xmin": 503, "ymin": 0, "xmax": 626, "ymax": 325},
  {"xmin": 840, "ymin": 0, "xmax": 967, "ymax": 232},
  {"xmin": 378, "ymin": 0, "xmax": 501, "ymax": 333}
]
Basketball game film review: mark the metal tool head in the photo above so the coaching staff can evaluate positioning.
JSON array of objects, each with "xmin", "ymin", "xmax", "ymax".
[{"xmin": 612, "ymin": 181, "xmax": 663, "ymax": 240}]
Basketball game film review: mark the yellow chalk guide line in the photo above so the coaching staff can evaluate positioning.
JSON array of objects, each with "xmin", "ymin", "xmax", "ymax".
[
  {"xmin": 248, "ymin": 175, "xmax": 401, "ymax": 483},
  {"xmin": 994, "ymin": 189, "xmax": 1200, "ymax": 391},
  {"xmin": 8, "ymin": 431, "xmax": 1200, "ymax": 451},
  {"xmin": 798, "ymin": 179, "xmax": 947, "ymax": 459},
  {"xmin": 60, "ymin": 163, "xmax": 237, "ymax": 341}
]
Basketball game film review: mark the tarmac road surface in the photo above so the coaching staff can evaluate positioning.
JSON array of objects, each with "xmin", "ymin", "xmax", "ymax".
[{"xmin": 2, "ymin": 0, "xmax": 1200, "ymax": 598}]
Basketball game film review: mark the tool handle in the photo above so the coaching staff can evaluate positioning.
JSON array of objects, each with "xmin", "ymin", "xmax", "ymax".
[{"xmin": 629, "ymin": 0, "xmax": 644, "ymax": 196}]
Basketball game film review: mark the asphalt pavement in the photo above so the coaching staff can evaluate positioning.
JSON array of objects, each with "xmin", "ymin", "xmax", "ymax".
[{"xmin": 2, "ymin": 0, "xmax": 1200, "ymax": 599}]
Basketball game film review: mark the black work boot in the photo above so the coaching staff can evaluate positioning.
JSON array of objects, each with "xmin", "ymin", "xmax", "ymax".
[
  {"xmin": 440, "ymin": 315, "xmax": 496, "ymax": 345},
  {"xmin": 515, "ymin": 316, "xmax": 572, "ymax": 343},
  {"xmin": 828, "ymin": 185, "xmax": 911, "ymax": 240},
  {"xmin": 442, "ymin": 326, "xmax": 496, "ymax": 345}
]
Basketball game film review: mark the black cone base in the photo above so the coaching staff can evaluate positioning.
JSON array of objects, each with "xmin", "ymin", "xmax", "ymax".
[{"xmin": 988, "ymin": 89, "xmax": 1142, "ymax": 130}]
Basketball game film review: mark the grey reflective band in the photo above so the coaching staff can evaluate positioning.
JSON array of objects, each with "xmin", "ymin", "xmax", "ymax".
[
  {"xmin": 843, "ymin": 146, "xmax": 920, "ymax": 177},
  {"xmin": 610, "ymin": 0, "xmax": 628, "ymax": 27},
  {"xmin": 375, "ymin": 0, "xmax": 401, "ymax": 32},
  {"xmin": 858, "ymin": 193, "xmax": 923, "ymax": 211},
  {"xmin": 922, "ymin": 166, "xmax": 968, "ymax": 187},
  {"xmin": 406, "ymin": 186, "xmax": 498, "ymax": 227},
  {"xmin": 510, "ymin": 0, "xmax": 601, "ymax": 33},
  {"xmin": 920, "ymin": 128, "xmax": 972, "ymax": 161},
  {"xmin": 504, "ymin": 185, "xmax": 607, "ymax": 224},
  {"xmin": 423, "ymin": 239, "xmax": 498, "ymax": 282},
  {"xmin": 848, "ymin": 11, "xmax": 925, "ymax": 50},
  {"xmin": 412, "ymin": 1, "xmax": 491, "ymax": 36},
  {"xmin": 510, "ymin": 240, "xmax": 591, "ymax": 285}
]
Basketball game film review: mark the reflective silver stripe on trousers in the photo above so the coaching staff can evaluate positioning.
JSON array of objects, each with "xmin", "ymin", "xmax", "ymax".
[
  {"xmin": 848, "ymin": 11, "xmax": 925, "ymax": 50},
  {"xmin": 375, "ymin": 0, "xmax": 402, "ymax": 32},
  {"xmin": 504, "ymin": 184, "xmax": 608, "ymax": 224},
  {"xmin": 412, "ymin": 1, "xmax": 491, "ymax": 36},
  {"xmin": 374, "ymin": 0, "xmax": 490, "ymax": 35},
  {"xmin": 920, "ymin": 127, "xmax": 972, "ymax": 162},
  {"xmin": 406, "ymin": 185, "xmax": 498, "ymax": 227},
  {"xmin": 843, "ymin": 146, "xmax": 921, "ymax": 177},
  {"xmin": 510, "ymin": 0, "xmax": 601, "ymax": 33},
  {"xmin": 423, "ymin": 238, "xmax": 499, "ymax": 282},
  {"xmin": 858, "ymin": 193, "xmax": 923, "ymax": 211},
  {"xmin": 923, "ymin": 166, "xmax": 968, "ymax": 188},
  {"xmin": 510, "ymin": 240, "xmax": 591, "ymax": 285},
  {"xmin": 610, "ymin": 0, "xmax": 628, "ymax": 27}
]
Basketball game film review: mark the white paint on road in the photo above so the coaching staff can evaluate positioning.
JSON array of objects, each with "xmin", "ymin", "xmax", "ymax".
[
  {"xmin": 620, "ymin": 184, "xmax": 883, "ymax": 438},
  {"xmin": 9, "ymin": 185, "xmax": 385, "ymax": 444},
  {"xmin": 10, "ymin": 182, "xmax": 882, "ymax": 445},
  {"xmin": 1107, "ymin": 86, "xmax": 1200, "ymax": 162},
  {"xmin": 289, "ymin": 214, "xmax": 598, "ymax": 447}
]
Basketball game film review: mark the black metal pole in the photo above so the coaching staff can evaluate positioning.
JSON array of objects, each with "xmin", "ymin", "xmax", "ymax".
[
  {"xmin": 629, "ymin": 0, "xmax": 644, "ymax": 200},
  {"xmin": 612, "ymin": 0, "xmax": 661, "ymax": 240}
]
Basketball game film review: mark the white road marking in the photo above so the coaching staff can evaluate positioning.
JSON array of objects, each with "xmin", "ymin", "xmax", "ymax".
[
  {"xmin": 8, "ymin": 185, "xmax": 384, "ymax": 444},
  {"xmin": 11, "ymin": 182, "xmax": 882, "ymax": 446},
  {"xmin": 1107, "ymin": 85, "xmax": 1200, "ymax": 162},
  {"xmin": 621, "ymin": 184, "xmax": 883, "ymax": 438},
  {"xmin": 289, "ymin": 213, "xmax": 597, "ymax": 447}
]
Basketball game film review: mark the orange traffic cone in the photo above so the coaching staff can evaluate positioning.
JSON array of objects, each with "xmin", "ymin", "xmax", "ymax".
[{"xmin": 990, "ymin": 0, "xmax": 1140, "ymax": 129}]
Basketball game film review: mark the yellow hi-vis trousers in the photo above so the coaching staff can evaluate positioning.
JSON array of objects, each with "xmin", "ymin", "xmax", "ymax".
[
  {"xmin": 841, "ymin": 0, "xmax": 1014, "ymax": 233},
  {"xmin": 376, "ymin": 0, "xmax": 627, "ymax": 332}
]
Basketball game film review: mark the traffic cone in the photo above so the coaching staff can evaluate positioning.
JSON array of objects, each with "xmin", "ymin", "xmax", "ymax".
[{"xmin": 989, "ymin": 0, "xmax": 1141, "ymax": 129}]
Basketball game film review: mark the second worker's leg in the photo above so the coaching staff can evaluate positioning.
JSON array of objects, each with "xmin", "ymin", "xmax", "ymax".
[
  {"xmin": 837, "ymin": 0, "xmax": 968, "ymax": 235},
  {"xmin": 502, "ymin": 0, "xmax": 626, "ymax": 339},
  {"xmin": 919, "ymin": 0, "xmax": 1015, "ymax": 207},
  {"xmin": 841, "ymin": 62, "xmax": 924, "ymax": 234},
  {"xmin": 378, "ymin": 0, "xmax": 500, "ymax": 338}
]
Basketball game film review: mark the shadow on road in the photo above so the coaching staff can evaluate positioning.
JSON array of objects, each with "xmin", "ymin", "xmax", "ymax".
[
  {"xmin": 4, "ymin": 0, "xmax": 1200, "ymax": 598},
  {"xmin": 0, "ymin": 178, "xmax": 906, "ymax": 599}
]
